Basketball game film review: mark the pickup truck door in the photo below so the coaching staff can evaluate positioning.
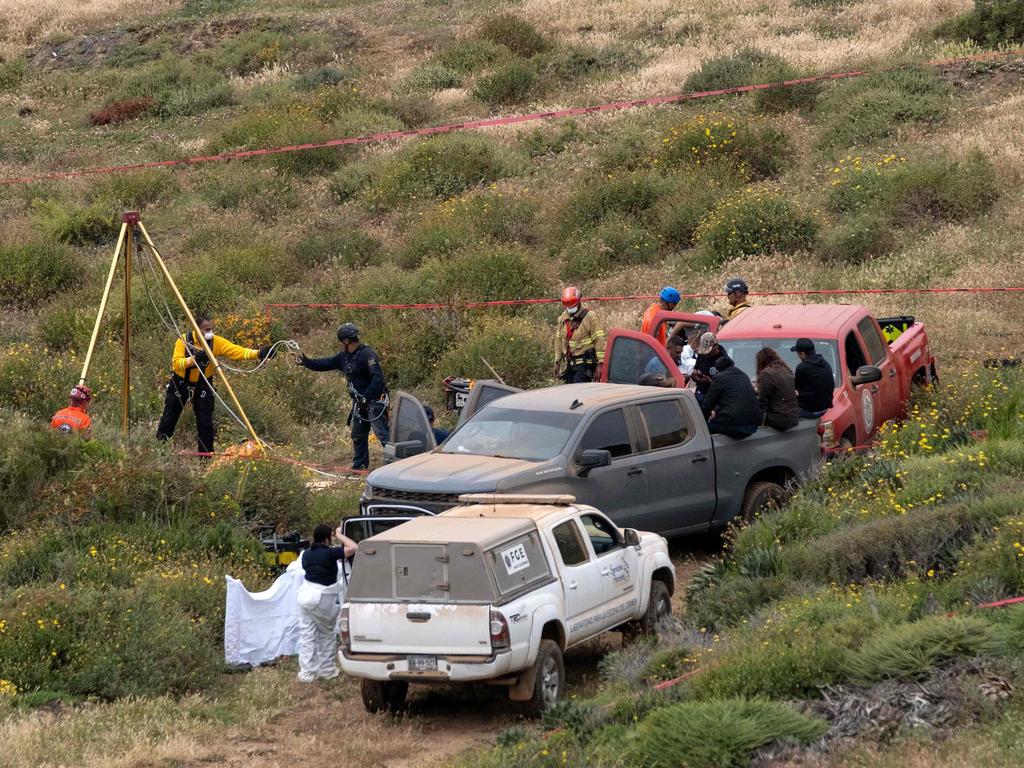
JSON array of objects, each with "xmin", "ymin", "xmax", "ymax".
[
  {"xmin": 630, "ymin": 398, "xmax": 717, "ymax": 533},
  {"xmin": 648, "ymin": 310, "xmax": 721, "ymax": 343},
  {"xmin": 600, "ymin": 329, "xmax": 687, "ymax": 387},
  {"xmin": 567, "ymin": 407, "xmax": 649, "ymax": 528},
  {"xmin": 457, "ymin": 380, "xmax": 522, "ymax": 426},
  {"xmin": 578, "ymin": 512, "xmax": 640, "ymax": 622},
  {"xmin": 857, "ymin": 316, "xmax": 902, "ymax": 425},
  {"xmin": 549, "ymin": 518, "xmax": 611, "ymax": 644},
  {"xmin": 385, "ymin": 391, "xmax": 436, "ymax": 462}
]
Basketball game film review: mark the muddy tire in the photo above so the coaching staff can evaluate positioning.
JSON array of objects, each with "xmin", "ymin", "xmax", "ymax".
[
  {"xmin": 639, "ymin": 580, "xmax": 673, "ymax": 637},
  {"xmin": 360, "ymin": 679, "xmax": 409, "ymax": 713},
  {"xmin": 524, "ymin": 640, "xmax": 564, "ymax": 717},
  {"xmin": 740, "ymin": 481, "xmax": 786, "ymax": 523}
]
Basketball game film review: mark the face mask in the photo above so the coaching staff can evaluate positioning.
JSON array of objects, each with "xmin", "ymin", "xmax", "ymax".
[
  {"xmin": 203, "ymin": 331, "xmax": 214, "ymax": 342},
  {"xmin": 566, "ymin": 305, "xmax": 579, "ymax": 315}
]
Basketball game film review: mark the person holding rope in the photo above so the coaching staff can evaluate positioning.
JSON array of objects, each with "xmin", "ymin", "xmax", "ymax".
[
  {"xmin": 554, "ymin": 286, "xmax": 605, "ymax": 384},
  {"xmin": 156, "ymin": 313, "xmax": 276, "ymax": 454},
  {"xmin": 296, "ymin": 323, "xmax": 390, "ymax": 471}
]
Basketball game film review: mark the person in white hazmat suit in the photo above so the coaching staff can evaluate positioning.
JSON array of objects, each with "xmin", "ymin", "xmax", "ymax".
[{"xmin": 296, "ymin": 523, "xmax": 357, "ymax": 683}]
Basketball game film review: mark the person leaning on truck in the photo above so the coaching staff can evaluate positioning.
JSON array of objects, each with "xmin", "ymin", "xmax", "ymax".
[
  {"xmin": 723, "ymin": 278, "xmax": 752, "ymax": 321},
  {"xmin": 296, "ymin": 523, "xmax": 358, "ymax": 683},
  {"xmin": 554, "ymin": 286, "xmax": 605, "ymax": 384},
  {"xmin": 791, "ymin": 337, "xmax": 835, "ymax": 419},
  {"xmin": 700, "ymin": 355, "xmax": 764, "ymax": 439},
  {"xmin": 755, "ymin": 347, "xmax": 799, "ymax": 431}
]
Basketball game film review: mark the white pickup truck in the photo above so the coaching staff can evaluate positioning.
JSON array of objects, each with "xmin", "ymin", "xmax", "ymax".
[{"xmin": 339, "ymin": 494, "xmax": 676, "ymax": 715}]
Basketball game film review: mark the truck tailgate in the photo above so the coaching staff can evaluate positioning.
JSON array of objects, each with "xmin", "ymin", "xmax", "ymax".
[{"xmin": 349, "ymin": 603, "xmax": 492, "ymax": 656}]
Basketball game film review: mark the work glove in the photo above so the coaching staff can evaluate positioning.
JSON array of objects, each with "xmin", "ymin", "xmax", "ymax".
[
  {"xmin": 194, "ymin": 351, "xmax": 209, "ymax": 368},
  {"xmin": 295, "ymin": 353, "xmax": 310, "ymax": 368},
  {"xmin": 258, "ymin": 344, "xmax": 276, "ymax": 361}
]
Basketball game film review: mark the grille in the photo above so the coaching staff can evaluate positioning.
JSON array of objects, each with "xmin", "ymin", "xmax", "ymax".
[{"xmin": 372, "ymin": 487, "xmax": 465, "ymax": 506}]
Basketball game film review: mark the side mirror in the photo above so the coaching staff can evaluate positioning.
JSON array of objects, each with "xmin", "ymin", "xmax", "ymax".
[
  {"xmin": 386, "ymin": 439, "xmax": 425, "ymax": 462},
  {"xmin": 851, "ymin": 365, "xmax": 882, "ymax": 386},
  {"xmin": 623, "ymin": 528, "xmax": 640, "ymax": 547},
  {"xmin": 576, "ymin": 448, "xmax": 612, "ymax": 477}
]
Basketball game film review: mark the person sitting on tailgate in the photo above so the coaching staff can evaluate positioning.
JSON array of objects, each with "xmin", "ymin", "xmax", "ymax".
[
  {"xmin": 700, "ymin": 355, "xmax": 763, "ymax": 439},
  {"xmin": 51, "ymin": 384, "xmax": 93, "ymax": 438}
]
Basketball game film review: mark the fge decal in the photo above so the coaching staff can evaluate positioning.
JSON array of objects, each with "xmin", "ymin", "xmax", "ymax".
[{"xmin": 501, "ymin": 543, "xmax": 530, "ymax": 575}]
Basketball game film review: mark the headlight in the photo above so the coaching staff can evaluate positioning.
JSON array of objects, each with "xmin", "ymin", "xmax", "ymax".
[{"xmin": 361, "ymin": 483, "xmax": 373, "ymax": 500}]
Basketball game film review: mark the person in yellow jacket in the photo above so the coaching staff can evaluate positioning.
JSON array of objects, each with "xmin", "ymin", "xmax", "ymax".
[
  {"xmin": 156, "ymin": 313, "xmax": 274, "ymax": 454},
  {"xmin": 554, "ymin": 286, "xmax": 605, "ymax": 383}
]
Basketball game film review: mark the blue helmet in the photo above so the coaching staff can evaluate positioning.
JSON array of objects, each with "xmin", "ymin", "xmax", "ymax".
[{"xmin": 659, "ymin": 286, "xmax": 681, "ymax": 304}]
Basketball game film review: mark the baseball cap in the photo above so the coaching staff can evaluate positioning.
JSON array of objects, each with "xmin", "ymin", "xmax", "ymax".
[
  {"xmin": 697, "ymin": 332, "xmax": 717, "ymax": 355},
  {"xmin": 790, "ymin": 338, "xmax": 815, "ymax": 353}
]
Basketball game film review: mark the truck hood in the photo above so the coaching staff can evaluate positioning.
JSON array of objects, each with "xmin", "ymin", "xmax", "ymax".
[{"xmin": 367, "ymin": 452, "xmax": 546, "ymax": 493}]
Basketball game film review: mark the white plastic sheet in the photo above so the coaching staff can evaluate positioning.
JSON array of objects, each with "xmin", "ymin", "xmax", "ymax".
[{"xmin": 224, "ymin": 559, "xmax": 306, "ymax": 666}]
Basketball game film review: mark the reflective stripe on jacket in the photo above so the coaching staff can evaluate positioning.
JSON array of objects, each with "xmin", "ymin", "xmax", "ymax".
[
  {"xmin": 555, "ymin": 308, "xmax": 605, "ymax": 364},
  {"xmin": 171, "ymin": 332, "xmax": 259, "ymax": 383}
]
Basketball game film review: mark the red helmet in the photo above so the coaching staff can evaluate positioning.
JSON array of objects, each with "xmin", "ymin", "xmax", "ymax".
[
  {"xmin": 561, "ymin": 286, "xmax": 582, "ymax": 309},
  {"xmin": 69, "ymin": 384, "xmax": 93, "ymax": 404}
]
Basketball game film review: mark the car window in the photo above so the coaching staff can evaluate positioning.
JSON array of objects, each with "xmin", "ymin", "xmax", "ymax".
[
  {"xmin": 579, "ymin": 513, "xmax": 621, "ymax": 556},
  {"xmin": 722, "ymin": 339, "xmax": 841, "ymax": 387},
  {"xmin": 487, "ymin": 532, "xmax": 551, "ymax": 597},
  {"xmin": 638, "ymin": 400, "xmax": 690, "ymax": 450},
  {"xmin": 442, "ymin": 407, "xmax": 582, "ymax": 461},
  {"xmin": 552, "ymin": 520, "xmax": 589, "ymax": 566},
  {"xmin": 844, "ymin": 331, "xmax": 867, "ymax": 376},
  {"xmin": 607, "ymin": 336, "xmax": 663, "ymax": 385},
  {"xmin": 857, "ymin": 318, "xmax": 888, "ymax": 365},
  {"xmin": 578, "ymin": 409, "xmax": 632, "ymax": 458}
]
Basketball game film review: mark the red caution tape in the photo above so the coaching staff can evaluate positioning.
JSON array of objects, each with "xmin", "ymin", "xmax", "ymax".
[{"xmin": 2, "ymin": 49, "xmax": 1023, "ymax": 187}]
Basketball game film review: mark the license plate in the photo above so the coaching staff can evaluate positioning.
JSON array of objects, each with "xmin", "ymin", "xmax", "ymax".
[
  {"xmin": 455, "ymin": 391, "xmax": 468, "ymax": 408},
  {"xmin": 408, "ymin": 654, "xmax": 437, "ymax": 672}
]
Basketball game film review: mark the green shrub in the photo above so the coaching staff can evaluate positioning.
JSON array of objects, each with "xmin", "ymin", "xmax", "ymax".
[
  {"xmin": 293, "ymin": 229, "xmax": 383, "ymax": 269},
  {"xmin": 293, "ymin": 65, "xmax": 353, "ymax": 91},
  {"xmin": 821, "ymin": 211, "xmax": 896, "ymax": 262},
  {"xmin": 330, "ymin": 159, "xmax": 376, "ymax": 203},
  {"xmin": 936, "ymin": 0, "xmax": 1024, "ymax": 46},
  {"xmin": 433, "ymin": 40, "xmax": 511, "ymax": 75},
  {"xmin": 818, "ymin": 67, "xmax": 951, "ymax": 149},
  {"xmin": 404, "ymin": 63, "xmax": 463, "ymax": 92},
  {"xmin": 473, "ymin": 61, "xmax": 538, "ymax": 107},
  {"xmin": 365, "ymin": 134, "xmax": 524, "ymax": 211},
  {"xmin": 216, "ymin": 112, "xmax": 344, "ymax": 176},
  {"xmin": 519, "ymin": 121, "xmax": 583, "ymax": 157},
  {"xmin": 436, "ymin": 317, "xmax": 551, "ymax": 388},
  {"xmin": 177, "ymin": 267, "xmax": 238, "ymax": 316},
  {"xmin": 477, "ymin": 14, "xmax": 549, "ymax": 58},
  {"xmin": 685, "ymin": 573, "xmax": 795, "ymax": 631},
  {"xmin": 419, "ymin": 246, "xmax": 545, "ymax": 304},
  {"xmin": 111, "ymin": 59, "xmax": 233, "ymax": 118},
  {"xmin": 657, "ymin": 114, "xmax": 791, "ymax": 180},
  {"xmin": 0, "ymin": 242, "xmax": 77, "ymax": 307},
  {"xmin": 627, "ymin": 698, "xmax": 827, "ymax": 768},
  {"xmin": 560, "ymin": 217, "xmax": 661, "ymax": 280},
  {"xmin": 36, "ymin": 305, "xmax": 92, "ymax": 351},
  {"xmin": 844, "ymin": 615, "xmax": 1005, "ymax": 683},
  {"xmin": 400, "ymin": 220, "xmax": 477, "ymax": 269},
  {"xmin": 695, "ymin": 187, "xmax": 818, "ymax": 266},
  {"xmin": 542, "ymin": 44, "xmax": 647, "ymax": 81},
  {"xmin": 206, "ymin": 459, "xmax": 311, "ymax": 531},
  {"xmin": 212, "ymin": 29, "xmax": 294, "ymax": 75},
  {"xmin": 655, "ymin": 164, "xmax": 745, "ymax": 248},
  {"xmin": 88, "ymin": 170, "xmax": 176, "ymax": 212},
  {"xmin": 212, "ymin": 243, "xmax": 298, "ymax": 290},
  {"xmin": 684, "ymin": 48, "xmax": 818, "ymax": 113},
  {"xmin": 31, "ymin": 199, "xmax": 115, "ymax": 246},
  {"xmin": 827, "ymin": 151, "xmax": 998, "ymax": 227},
  {"xmin": 201, "ymin": 167, "xmax": 299, "ymax": 217},
  {"xmin": 559, "ymin": 171, "xmax": 672, "ymax": 237},
  {"xmin": 0, "ymin": 57, "xmax": 26, "ymax": 92}
]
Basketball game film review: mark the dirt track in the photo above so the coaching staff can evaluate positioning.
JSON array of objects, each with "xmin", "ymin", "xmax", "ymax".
[{"xmin": 177, "ymin": 535, "xmax": 718, "ymax": 768}]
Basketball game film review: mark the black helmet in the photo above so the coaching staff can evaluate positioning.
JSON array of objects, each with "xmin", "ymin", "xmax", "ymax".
[
  {"xmin": 724, "ymin": 278, "xmax": 749, "ymax": 294},
  {"xmin": 337, "ymin": 323, "xmax": 360, "ymax": 342}
]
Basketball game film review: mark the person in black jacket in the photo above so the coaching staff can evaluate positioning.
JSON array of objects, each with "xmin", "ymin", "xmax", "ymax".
[
  {"xmin": 297, "ymin": 323, "xmax": 390, "ymax": 470},
  {"xmin": 700, "ymin": 355, "xmax": 763, "ymax": 439},
  {"xmin": 755, "ymin": 347, "xmax": 799, "ymax": 431},
  {"xmin": 791, "ymin": 338, "xmax": 835, "ymax": 419},
  {"xmin": 689, "ymin": 332, "xmax": 723, "ymax": 402}
]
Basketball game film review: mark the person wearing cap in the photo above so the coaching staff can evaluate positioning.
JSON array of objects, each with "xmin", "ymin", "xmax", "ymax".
[
  {"xmin": 724, "ymin": 278, "xmax": 752, "ymax": 321},
  {"xmin": 157, "ymin": 313, "xmax": 276, "ymax": 454},
  {"xmin": 555, "ymin": 286, "xmax": 605, "ymax": 384},
  {"xmin": 700, "ymin": 355, "xmax": 763, "ymax": 439},
  {"xmin": 424, "ymin": 404, "xmax": 450, "ymax": 444},
  {"xmin": 51, "ymin": 384, "xmax": 94, "ymax": 438},
  {"xmin": 791, "ymin": 338, "xmax": 835, "ymax": 419},
  {"xmin": 641, "ymin": 286, "xmax": 681, "ymax": 346},
  {"xmin": 689, "ymin": 331, "xmax": 723, "ymax": 401},
  {"xmin": 297, "ymin": 323, "xmax": 390, "ymax": 470}
]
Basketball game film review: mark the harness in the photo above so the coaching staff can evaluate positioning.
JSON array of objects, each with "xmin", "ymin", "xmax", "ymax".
[{"xmin": 563, "ymin": 308, "xmax": 595, "ymax": 363}]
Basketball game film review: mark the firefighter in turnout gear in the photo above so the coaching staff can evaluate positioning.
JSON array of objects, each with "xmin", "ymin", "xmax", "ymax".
[
  {"xmin": 296, "ymin": 323, "xmax": 391, "ymax": 471},
  {"xmin": 554, "ymin": 287, "xmax": 605, "ymax": 384},
  {"xmin": 156, "ymin": 314, "xmax": 276, "ymax": 454}
]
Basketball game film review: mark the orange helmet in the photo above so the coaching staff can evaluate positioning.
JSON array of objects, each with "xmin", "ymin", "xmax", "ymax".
[
  {"xmin": 69, "ymin": 384, "xmax": 93, "ymax": 405},
  {"xmin": 561, "ymin": 286, "xmax": 582, "ymax": 309}
]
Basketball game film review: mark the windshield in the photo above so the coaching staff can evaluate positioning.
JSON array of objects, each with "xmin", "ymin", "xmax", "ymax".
[
  {"xmin": 719, "ymin": 338, "xmax": 841, "ymax": 387},
  {"xmin": 442, "ymin": 406, "xmax": 582, "ymax": 461}
]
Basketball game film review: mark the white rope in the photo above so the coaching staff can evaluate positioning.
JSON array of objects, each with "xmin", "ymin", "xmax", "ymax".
[{"xmin": 219, "ymin": 339, "xmax": 302, "ymax": 373}]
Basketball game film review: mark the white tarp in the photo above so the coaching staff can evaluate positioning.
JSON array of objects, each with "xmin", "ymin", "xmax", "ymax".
[{"xmin": 224, "ymin": 558, "xmax": 350, "ymax": 666}]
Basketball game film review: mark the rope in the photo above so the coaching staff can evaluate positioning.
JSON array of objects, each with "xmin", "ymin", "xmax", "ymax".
[{"xmin": 219, "ymin": 339, "xmax": 302, "ymax": 374}]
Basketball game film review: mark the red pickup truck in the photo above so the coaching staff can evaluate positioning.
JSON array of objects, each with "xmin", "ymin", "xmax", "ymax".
[{"xmin": 599, "ymin": 305, "xmax": 935, "ymax": 452}]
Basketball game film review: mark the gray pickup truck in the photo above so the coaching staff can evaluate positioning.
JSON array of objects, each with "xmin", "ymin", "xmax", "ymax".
[{"xmin": 349, "ymin": 383, "xmax": 821, "ymax": 541}]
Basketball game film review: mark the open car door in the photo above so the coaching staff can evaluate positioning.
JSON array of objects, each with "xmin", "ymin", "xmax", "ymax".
[
  {"xmin": 383, "ymin": 391, "xmax": 436, "ymax": 464},
  {"xmin": 648, "ymin": 310, "xmax": 721, "ymax": 344},
  {"xmin": 456, "ymin": 380, "xmax": 523, "ymax": 426},
  {"xmin": 599, "ymin": 329, "xmax": 687, "ymax": 387}
]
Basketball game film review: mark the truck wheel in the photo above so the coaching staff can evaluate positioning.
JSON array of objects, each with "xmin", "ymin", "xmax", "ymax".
[
  {"xmin": 524, "ymin": 640, "xmax": 564, "ymax": 717},
  {"xmin": 639, "ymin": 580, "xmax": 673, "ymax": 637},
  {"xmin": 740, "ymin": 481, "xmax": 786, "ymax": 523},
  {"xmin": 360, "ymin": 679, "xmax": 408, "ymax": 713}
]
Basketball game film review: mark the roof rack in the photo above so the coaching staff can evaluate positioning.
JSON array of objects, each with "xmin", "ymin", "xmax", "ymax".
[{"xmin": 458, "ymin": 493, "xmax": 576, "ymax": 506}]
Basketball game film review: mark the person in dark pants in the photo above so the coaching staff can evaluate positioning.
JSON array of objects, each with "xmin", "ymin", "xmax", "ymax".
[
  {"xmin": 755, "ymin": 347, "xmax": 799, "ymax": 431},
  {"xmin": 700, "ymin": 355, "xmax": 763, "ymax": 439},
  {"xmin": 297, "ymin": 323, "xmax": 390, "ymax": 470},
  {"xmin": 156, "ymin": 314, "xmax": 274, "ymax": 454},
  {"xmin": 423, "ymin": 405, "xmax": 450, "ymax": 444},
  {"xmin": 791, "ymin": 338, "xmax": 835, "ymax": 419},
  {"xmin": 554, "ymin": 286, "xmax": 605, "ymax": 384}
]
